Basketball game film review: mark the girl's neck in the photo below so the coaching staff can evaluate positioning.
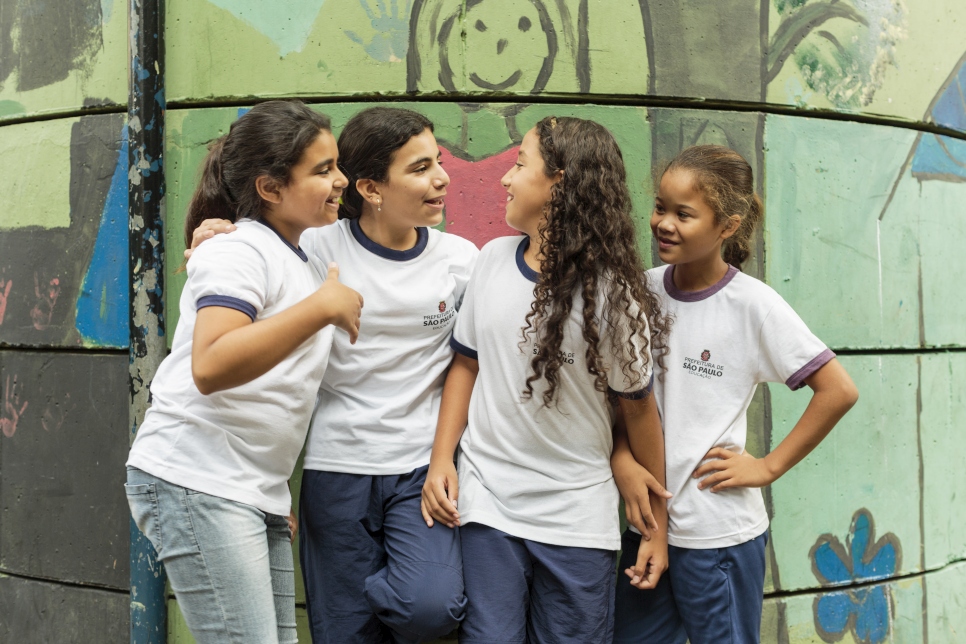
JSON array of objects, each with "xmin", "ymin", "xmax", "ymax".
[
  {"xmin": 523, "ymin": 234, "xmax": 544, "ymax": 273},
  {"xmin": 359, "ymin": 210, "xmax": 418, "ymax": 251},
  {"xmin": 671, "ymin": 252, "xmax": 732, "ymax": 292},
  {"xmin": 261, "ymin": 213, "xmax": 304, "ymax": 248}
]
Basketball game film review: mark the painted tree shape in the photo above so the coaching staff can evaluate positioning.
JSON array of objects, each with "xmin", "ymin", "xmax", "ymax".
[{"xmin": 769, "ymin": 0, "xmax": 907, "ymax": 109}]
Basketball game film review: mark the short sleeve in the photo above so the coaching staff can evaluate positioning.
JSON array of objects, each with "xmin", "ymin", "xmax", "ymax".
[
  {"xmin": 758, "ymin": 297, "xmax": 835, "ymax": 390},
  {"xmin": 453, "ymin": 240, "xmax": 481, "ymax": 312},
  {"xmin": 188, "ymin": 238, "xmax": 269, "ymax": 322},
  {"xmin": 450, "ymin": 257, "xmax": 481, "ymax": 361},
  {"xmin": 604, "ymin": 301, "xmax": 653, "ymax": 400}
]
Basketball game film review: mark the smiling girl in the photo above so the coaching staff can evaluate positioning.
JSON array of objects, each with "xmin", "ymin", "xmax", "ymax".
[
  {"xmin": 189, "ymin": 106, "xmax": 478, "ymax": 643},
  {"xmin": 422, "ymin": 116, "xmax": 670, "ymax": 642},
  {"xmin": 613, "ymin": 145, "xmax": 859, "ymax": 644},
  {"xmin": 125, "ymin": 100, "xmax": 363, "ymax": 644}
]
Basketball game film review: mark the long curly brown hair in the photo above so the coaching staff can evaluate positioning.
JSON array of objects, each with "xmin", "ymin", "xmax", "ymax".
[{"xmin": 521, "ymin": 116, "xmax": 671, "ymax": 405}]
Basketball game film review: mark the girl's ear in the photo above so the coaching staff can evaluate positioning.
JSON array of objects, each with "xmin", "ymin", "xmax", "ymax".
[
  {"xmin": 552, "ymin": 169, "xmax": 564, "ymax": 184},
  {"xmin": 720, "ymin": 214, "xmax": 742, "ymax": 240},
  {"xmin": 255, "ymin": 175, "xmax": 282, "ymax": 204},
  {"xmin": 355, "ymin": 178, "xmax": 381, "ymax": 205}
]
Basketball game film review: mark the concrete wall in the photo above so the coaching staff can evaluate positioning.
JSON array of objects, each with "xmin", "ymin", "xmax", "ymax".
[{"xmin": 2, "ymin": 1, "xmax": 965, "ymax": 642}]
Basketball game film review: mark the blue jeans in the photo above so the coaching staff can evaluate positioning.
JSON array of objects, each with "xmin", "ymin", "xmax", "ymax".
[{"xmin": 125, "ymin": 467, "xmax": 297, "ymax": 644}]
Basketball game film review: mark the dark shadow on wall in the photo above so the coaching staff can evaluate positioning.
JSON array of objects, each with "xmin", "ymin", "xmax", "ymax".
[
  {"xmin": 0, "ymin": 113, "xmax": 123, "ymax": 348},
  {"xmin": 0, "ymin": 0, "xmax": 104, "ymax": 93}
]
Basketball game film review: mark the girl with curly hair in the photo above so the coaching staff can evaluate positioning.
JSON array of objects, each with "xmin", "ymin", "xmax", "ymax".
[
  {"xmin": 613, "ymin": 146, "xmax": 858, "ymax": 644},
  {"xmin": 421, "ymin": 116, "xmax": 671, "ymax": 642}
]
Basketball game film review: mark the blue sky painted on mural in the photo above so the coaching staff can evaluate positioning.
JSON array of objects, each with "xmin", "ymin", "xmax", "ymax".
[
  {"xmin": 911, "ymin": 54, "xmax": 966, "ymax": 182},
  {"xmin": 811, "ymin": 510, "xmax": 899, "ymax": 644},
  {"xmin": 208, "ymin": 0, "xmax": 327, "ymax": 56},
  {"xmin": 76, "ymin": 128, "xmax": 128, "ymax": 347}
]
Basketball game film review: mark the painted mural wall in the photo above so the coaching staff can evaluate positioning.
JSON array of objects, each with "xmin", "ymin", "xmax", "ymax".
[{"xmin": 1, "ymin": 1, "xmax": 965, "ymax": 642}]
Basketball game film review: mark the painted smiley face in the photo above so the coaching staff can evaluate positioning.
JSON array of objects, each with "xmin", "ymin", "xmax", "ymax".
[{"xmin": 438, "ymin": 0, "xmax": 557, "ymax": 94}]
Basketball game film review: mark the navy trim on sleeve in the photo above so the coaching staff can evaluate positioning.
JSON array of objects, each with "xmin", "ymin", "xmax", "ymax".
[
  {"xmin": 450, "ymin": 335, "xmax": 479, "ymax": 361},
  {"xmin": 609, "ymin": 376, "xmax": 653, "ymax": 400},
  {"xmin": 350, "ymin": 217, "xmax": 429, "ymax": 261},
  {"xmin": 197, "ymin": 295, "xmax": 257, "ymax": 322},
  {"xmin": 515, "ymin": 236, "xmax": 539, "ymax": 283},
  {"xmin": 785, "ymin": 348, "xmax": 836, "ymax": 391},
  {"xmin": 255, "ymin": 219, "xmax": 308, "ymax": 262}
]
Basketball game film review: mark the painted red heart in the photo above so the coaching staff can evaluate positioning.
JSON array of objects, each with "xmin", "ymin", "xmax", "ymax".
[{"xmin": 439, "ymin": 146, "xmax": 520, "ymax": 248}]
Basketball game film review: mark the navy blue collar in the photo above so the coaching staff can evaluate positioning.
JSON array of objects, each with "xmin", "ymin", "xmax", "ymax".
[
  {"xmin": 349, "ymin": 217, "xmax": 428, "ymax": 261},
  {"xmin": 516, "ymin": 237, "xmax": 539, "ymax": 283},
  {"xmin": 255, "ymin": 219, "xmax": 307, "ymax": 262}
]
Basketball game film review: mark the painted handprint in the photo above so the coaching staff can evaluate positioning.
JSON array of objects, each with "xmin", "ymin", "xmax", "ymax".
[
  {"xmin": 345, "ymin": 0, "xmax": 411, "ymax": 62},
  {"xmin": 0, "ymin": 277, "xmax": 12, "ymax": 325},
  {"xmin": 31, "ymin": 273, "xmax": 60, "ymax": 331},
  {"xmin": 1, "ymin": 375, "xmax": 29, "ymax": 438},
  {"xmin": 42, "ymin": 392, "xmax": 72, "ymax": 433}
]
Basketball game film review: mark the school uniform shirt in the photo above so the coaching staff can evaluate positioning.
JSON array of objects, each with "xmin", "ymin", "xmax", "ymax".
[
  {"xmin": 451, "ymin": 236, "xmax": 652, "ymax": 551},
  {"xmin": 649, "ymin": 264, "xmax": 834, "ymax": 549},
  {"xmin": 127, "ymin": 219, "xmax": 333, "ymax": 517},
  {"xmin": 300, "ymin": 218, "xmax": 479, "ymax": 475}
]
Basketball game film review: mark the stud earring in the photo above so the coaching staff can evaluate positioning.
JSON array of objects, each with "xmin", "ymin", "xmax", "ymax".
[{"xmin": 376, "ymin": 200, "xmax": 381, "ymax": 212}]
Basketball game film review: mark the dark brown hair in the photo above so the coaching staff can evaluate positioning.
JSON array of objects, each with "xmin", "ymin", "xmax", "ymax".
[
  {"xmin": 336, "ymin": 107, "xmax": 434, "ymax": 219},
  {"xmin": 521, "ymin": 116, "xmax": 671, "ymax": 405},
  {"xmin": 662, "ymin": 145, "xmax": 764, "ymax": 269},
  {"xmin": 183, "ymin": 100, "xmax": 332, "ymax": 248}
]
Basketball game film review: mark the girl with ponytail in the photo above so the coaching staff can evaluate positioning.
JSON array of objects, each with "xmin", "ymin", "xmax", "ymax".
[
  {"xmin": 613, "ymin": 145, "xmax": 859, "ymax": 644},
  {"xmin": 126, "ymin": 100, "xmax": 363, "ymax": 643}
]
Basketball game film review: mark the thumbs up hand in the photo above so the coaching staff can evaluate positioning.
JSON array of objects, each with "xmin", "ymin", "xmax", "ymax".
[{"xmin": 316, "ymin": 262, "xmax": 364, "ymax": 343}]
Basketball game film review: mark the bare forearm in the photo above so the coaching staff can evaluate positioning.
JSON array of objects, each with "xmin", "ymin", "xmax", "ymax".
[
  {"xmin": 764, "ymin": 359, "xmax": 858, "ymax": 481},
  {"xmin": 621, "ymin": 396, "xmax": 667, "ymax": 486},
  {"xmin": 430, "ymin": 354, "xmax": 478, "ymax": 463}
]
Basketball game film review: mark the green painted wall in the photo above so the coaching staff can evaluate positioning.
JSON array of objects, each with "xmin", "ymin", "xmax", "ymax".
[{"xmin": 1, "ymin": 0, "xmax": 965, "ymax": 642}]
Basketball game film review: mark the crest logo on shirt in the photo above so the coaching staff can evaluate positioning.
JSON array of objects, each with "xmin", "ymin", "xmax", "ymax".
[
  {"xmin": 423, "ymin": 300, "xmax": 456, "ymax": 331},
  {"xmin": 683, "ymin": 350, "xmax": 725, "ymax": 380}
]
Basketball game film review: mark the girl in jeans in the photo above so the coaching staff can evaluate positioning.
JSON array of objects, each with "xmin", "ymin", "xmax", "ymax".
[{"xmin": 125, "ymin": 100, "xmax": 363, "ymax": 644}]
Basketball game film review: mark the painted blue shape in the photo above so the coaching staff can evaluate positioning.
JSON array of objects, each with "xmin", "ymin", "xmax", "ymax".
[
  {"xmin": 811, "ymin": 509, "xmax": 898, "ymax": 644},
  {"xmin": 207, "ymin": 0, "xmax": 326, "ymax": 56},
  {"xmin": 815, "ymin": 591, "xmax": 852, "ymax": 634},
  {"xmin": 814, "ymin": 542, "xmax": 851, "ymax": 585},
  {"xmin": 911, "ymin": 134, "xmax": 966, "ymax": 181},
  {"xmin": 76, "ymin": 128, "xmax": 129, "ymax": 347},
  {"xmin": 344, "ymin": 0, "xmax": 410, "ymax": 62},
  {"xmin": 910, "ymin": 54, "xmax": 966, "ymax": 182}
]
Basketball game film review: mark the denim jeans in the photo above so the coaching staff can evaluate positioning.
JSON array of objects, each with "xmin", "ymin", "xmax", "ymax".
[{"xmin": 125, "ymin": 467, "xmax": 297, "ymax": 644}]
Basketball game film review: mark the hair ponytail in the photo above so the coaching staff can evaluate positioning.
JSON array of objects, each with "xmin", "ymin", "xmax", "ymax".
[
  {"xmin": 184, "ymin": 137, "xmax": 236, "ymax": 248},
  {"xmin": 182, "ymin": 100, "xmax": 332, "ymax": 250},
  {"xmin": 663, "ymin": 145, "xmax": 763, "ymax": 272}
]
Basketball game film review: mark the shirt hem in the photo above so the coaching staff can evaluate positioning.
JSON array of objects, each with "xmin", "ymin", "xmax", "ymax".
[
  {"xmin": 461, "ymin": 510, "xmax": 620, "ymax": 551},
  {"xmin": 301, "ymin": 458, "xmax": 431, "ymax": 476},
  {"xmin": 666, "ymin": 516, "xmax": 770, "ymax": 549},
  {"xmin": 126, "ymin": 454, "xmax": 291, "ymax": 517}
]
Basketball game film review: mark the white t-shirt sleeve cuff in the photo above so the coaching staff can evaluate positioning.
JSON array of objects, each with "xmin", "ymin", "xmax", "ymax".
[
  {"xmin": 450, "ymin": 335, "xmax": 478, "ymax": 360},
  {"xmin": 784, "ymin": 348, "xmax": 836, "ymax": 391}
]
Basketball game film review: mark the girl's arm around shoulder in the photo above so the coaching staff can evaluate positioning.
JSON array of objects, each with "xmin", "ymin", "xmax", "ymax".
[
  {"xmin": 421, "ymin": 352, "xmax": 478, "ymax": 529},
  {"xmin": 694, "ymin": 358, "xmax": 858, "ymax": 491},
  {"xmin": 192, "ymin": 262, "xmax": 363, "ymax": 395}
]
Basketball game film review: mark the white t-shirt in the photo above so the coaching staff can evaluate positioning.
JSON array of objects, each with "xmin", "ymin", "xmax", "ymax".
[
  {"xmin": 301, "ymin": 218, "xmax": 479, "ymax": 474},
  {"xmin": 127, "ymin": 220, "xmax": 333, "ymax": 517},
  {"xmin": 649, "ymin": 264, "xmax": 834, "ymax": 549},
  {"xmin": 452, "ymin": 236, "xmax": 652, "ymax": 551}
]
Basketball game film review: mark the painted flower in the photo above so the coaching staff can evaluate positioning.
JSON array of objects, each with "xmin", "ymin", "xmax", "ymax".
[{"xmin": 809, "ymin": 509, "xmax": 901, "ymax": 644}]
